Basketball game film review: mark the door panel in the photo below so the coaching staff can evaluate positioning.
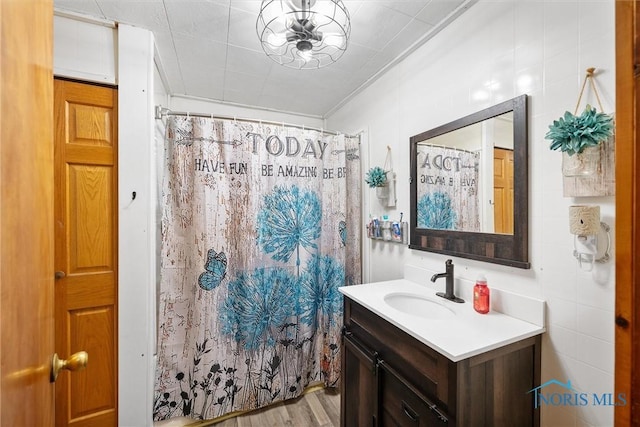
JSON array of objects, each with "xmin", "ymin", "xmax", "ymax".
[
  {"xmin": 0, "ymin": 0, "xmax": 54, "ymax": 425},
  {"xmin": 69, "ymin": 307, "xmax": 116, "ymax": 418},
  {"xmin": 68, "ymin": 165, "xmax": 114, "ymax": 272},
  {"xmin": 493, "ymin": 148, "xmax": 514, "ymax": 234},
  {"xmin": 54, "ymin": 79, "xmax": 118, "ymax": 427}
]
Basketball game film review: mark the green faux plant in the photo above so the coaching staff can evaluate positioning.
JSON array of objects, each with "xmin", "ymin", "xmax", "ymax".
[
  {"xmin": 364, "ymin": 166, "xmax": 387, "ymax": 188},
  {"xmin": 545, "ymin": 105, "xmax": 614, "ymax": 156}
]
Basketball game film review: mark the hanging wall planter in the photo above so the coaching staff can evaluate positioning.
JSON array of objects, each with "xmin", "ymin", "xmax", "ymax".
[
  {"xmin": 365, "ymin": 166, "xmax": 388, "ymax": 200},
  {"xmin": 545, "ymin": 68, "xmax": 615, "ymax": 187},
  {"xmin": 546, "ymin": 105, "xmax": 613, "ymax": 177}
]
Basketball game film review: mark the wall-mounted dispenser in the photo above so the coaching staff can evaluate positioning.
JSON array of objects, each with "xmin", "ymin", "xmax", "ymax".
[{"xmin": 569, "ymin": 205, "xmax": 611, "ymax": 271}]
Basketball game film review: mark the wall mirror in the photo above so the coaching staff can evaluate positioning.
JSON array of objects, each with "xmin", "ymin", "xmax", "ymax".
[{"xmin": 409, "ymin": 94, "xmax": 529, "ymax": 268}]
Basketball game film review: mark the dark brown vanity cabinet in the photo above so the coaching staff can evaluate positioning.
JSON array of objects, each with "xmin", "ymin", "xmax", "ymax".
[{"xmin": 341, "ymin": 297, "xmax": 541, "ymax": 427}]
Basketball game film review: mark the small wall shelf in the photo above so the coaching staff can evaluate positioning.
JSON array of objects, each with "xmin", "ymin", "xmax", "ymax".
[{"xmin": 366, "ymin": 221, "xmax": 408, "ymax": 244}]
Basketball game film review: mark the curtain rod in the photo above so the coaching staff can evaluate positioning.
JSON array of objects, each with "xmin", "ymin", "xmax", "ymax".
[
  {"xmin": 155, "ymin": 106, "xmax": 359, "ymax": 138},
  {"xmin": 418, "ymin": 143, "xmax": 479, "ymax": 154}
]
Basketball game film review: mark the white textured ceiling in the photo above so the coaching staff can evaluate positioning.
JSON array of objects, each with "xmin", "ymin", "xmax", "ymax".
[{"xmin": 54, "ymin": 0, "xmax": 475, "ymax": 117}]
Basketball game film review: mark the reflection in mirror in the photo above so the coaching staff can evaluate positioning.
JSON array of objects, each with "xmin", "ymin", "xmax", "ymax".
[
  {"xmin": 409, "ymin": 94, "xmax": 529, "ymax": 269},
  {"xmin": 416, "ymin": 112, "xmax": 514, "ymax": 234}
]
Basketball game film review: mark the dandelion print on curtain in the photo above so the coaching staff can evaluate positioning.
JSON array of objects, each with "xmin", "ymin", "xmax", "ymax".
[
  {"xmin": 154, "ymin": 116, "xmax": 361, "ymax": 422},
  {"xmin": 416, "ymin": 145, "xmax": 480, "ymax": 231}
]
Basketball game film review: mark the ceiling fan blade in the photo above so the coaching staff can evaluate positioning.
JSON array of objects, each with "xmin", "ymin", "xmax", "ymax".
[
  {"xmin": 286, "ymin": 31, "xmax": 322, "ymax": 43},
  {"xmin": 287, "ymin": 18, "xmax": 322, "ymax": 42}
]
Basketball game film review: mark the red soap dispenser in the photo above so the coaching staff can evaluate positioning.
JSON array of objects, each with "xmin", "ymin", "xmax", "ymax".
[{"xmin": 473, "ymin": 273, "xmax": 490, "ymax": 314}]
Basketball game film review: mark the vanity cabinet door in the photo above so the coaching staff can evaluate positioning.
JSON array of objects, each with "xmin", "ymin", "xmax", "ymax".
[
  {"xmin": 342, "ymin": 332, "xmax": 378, "ymax": 427},
  {"xmin": 347, "ymin": 298, "xmax": 452, "ymax": 409},
  {"xmin": 379, "ymin": 361, "xmax": 450, "ymax": 427}
]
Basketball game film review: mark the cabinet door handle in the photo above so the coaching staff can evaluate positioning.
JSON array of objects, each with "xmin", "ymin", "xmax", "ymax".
[{"xmin": 401, "ymin": 400, "xmax": 419, "ymax": 423}]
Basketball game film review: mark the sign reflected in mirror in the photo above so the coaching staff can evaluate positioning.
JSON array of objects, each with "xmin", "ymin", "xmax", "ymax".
[
  {"xmin": 416, "ymin": 111, "xmax": 514, "ymax": 234},
  {"xmin": 410, "ymin": 95, "xmax": 530, "ymax": 269}
]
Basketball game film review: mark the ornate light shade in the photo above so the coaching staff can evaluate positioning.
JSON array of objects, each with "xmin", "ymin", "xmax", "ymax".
[{"xmin": 256, "ymin": 0, "xmax": 351, "ymax": 70}]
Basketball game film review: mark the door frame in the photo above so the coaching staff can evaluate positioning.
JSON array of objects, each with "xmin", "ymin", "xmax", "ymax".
[
  {"xmin": 52, "ymin": 18, "xmax": 157, "ymax": 425},
  {"xmin": 615, "ymin": 1, "xmax": 639, "ymax": 425}
]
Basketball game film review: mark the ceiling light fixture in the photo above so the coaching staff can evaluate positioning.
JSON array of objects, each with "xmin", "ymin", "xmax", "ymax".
[{"xmin": 257, "ymin": 0, "xmax": 351, "ymax": 70}]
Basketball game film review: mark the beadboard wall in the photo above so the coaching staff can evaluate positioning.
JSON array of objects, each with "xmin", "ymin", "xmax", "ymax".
[{"xmin": 326, "ymin": 1, "xmax": 616, "ymax": 426}]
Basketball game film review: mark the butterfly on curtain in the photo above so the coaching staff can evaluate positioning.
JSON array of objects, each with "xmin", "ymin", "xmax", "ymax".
[
  {"xmin": 339, "ymin": 221, "xmax": 347, "ymax": 247},
  {"xmin": 198, "ymin": 249, "xmax": 228, "ymax": 291}
]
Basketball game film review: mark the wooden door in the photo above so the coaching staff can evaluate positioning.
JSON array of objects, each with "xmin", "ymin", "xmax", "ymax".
[
  {"xmin": 54, "ymin": 79, "xmax": 118, "ymax": 426},
  {"xmin": 493, "ymin": 148, "xmax": 514, "ymax": 234},
  {"xmin": 615, "ymin": 1, "xmax": 640, "ymax": 425},
  {"xmin": 0, "ymin": 0, "xmax": 55, "ymax": 425},
  {"xmin": 341, "ymin": 333, "xmax": 378, "ymax": 427}
]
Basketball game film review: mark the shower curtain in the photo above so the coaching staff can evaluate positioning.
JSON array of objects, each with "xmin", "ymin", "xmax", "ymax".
[{"xmin": 153, "ymin": 116, "xmax": 361, "ymax": 421}]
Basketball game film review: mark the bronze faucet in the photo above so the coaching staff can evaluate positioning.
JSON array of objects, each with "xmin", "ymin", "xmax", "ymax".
[{"xmin": 430, "ymin": 259, "xmax": 464, "ymax": 303}]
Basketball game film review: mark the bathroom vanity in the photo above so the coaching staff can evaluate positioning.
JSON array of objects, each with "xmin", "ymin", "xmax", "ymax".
[{"xmin": 339, "ymin": 280, "xmax": 544, "ymax": 427}]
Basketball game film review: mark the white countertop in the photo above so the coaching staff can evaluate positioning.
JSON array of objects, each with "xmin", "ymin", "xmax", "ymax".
[{"xmin": 339, "ymin": 279, "xmax": 545, "ymax": 362}]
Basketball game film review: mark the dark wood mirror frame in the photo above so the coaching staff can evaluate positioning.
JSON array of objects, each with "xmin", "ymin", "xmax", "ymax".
[{"xmin": 409, "ymin": 94, "xmax": 530, "ymax": 268}]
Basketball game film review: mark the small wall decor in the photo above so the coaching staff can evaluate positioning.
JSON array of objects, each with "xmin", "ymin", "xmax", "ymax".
[
  {"xmin": 365, "ymin": 146, "xmax": 397, "ymax": 204},
  {"xmin": 545, "ymin": 68, "xmax": 615, "ymax": 197},
  {"xmin": 365, "ymin": 165, "xmax": 388, "ymax": 200}
]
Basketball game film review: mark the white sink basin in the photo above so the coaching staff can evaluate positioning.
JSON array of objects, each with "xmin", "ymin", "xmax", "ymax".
[{"xmin": 384, "ymin": 292, "xmax": 455, "ymax": 319}]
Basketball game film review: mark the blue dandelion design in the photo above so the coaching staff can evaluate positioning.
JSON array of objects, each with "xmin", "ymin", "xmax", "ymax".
[
  {"xmin": 155, "ymin": 184, "xmax": 346, "ymax": 420},
  {"xmin": 417, "ymin": 191, "xmax": 458, "ymax": 230},
  {"xmin": 257, "ymin": 185, "xmax": 322, "ymax": 268}
]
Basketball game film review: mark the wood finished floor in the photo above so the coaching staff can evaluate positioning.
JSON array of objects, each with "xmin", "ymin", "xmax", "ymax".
[{"xmin": 209, "ymin": 388, "xmax": 340, "ymax": 427}]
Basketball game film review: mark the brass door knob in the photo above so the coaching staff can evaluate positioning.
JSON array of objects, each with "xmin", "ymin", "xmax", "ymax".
[
  {"xmin": 50, "ymin": 351, "xmax": 88, "ymax": 382},
  {"xmin": 54, "ymin": 271, "xmax": 66, "ymax": 280}
]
